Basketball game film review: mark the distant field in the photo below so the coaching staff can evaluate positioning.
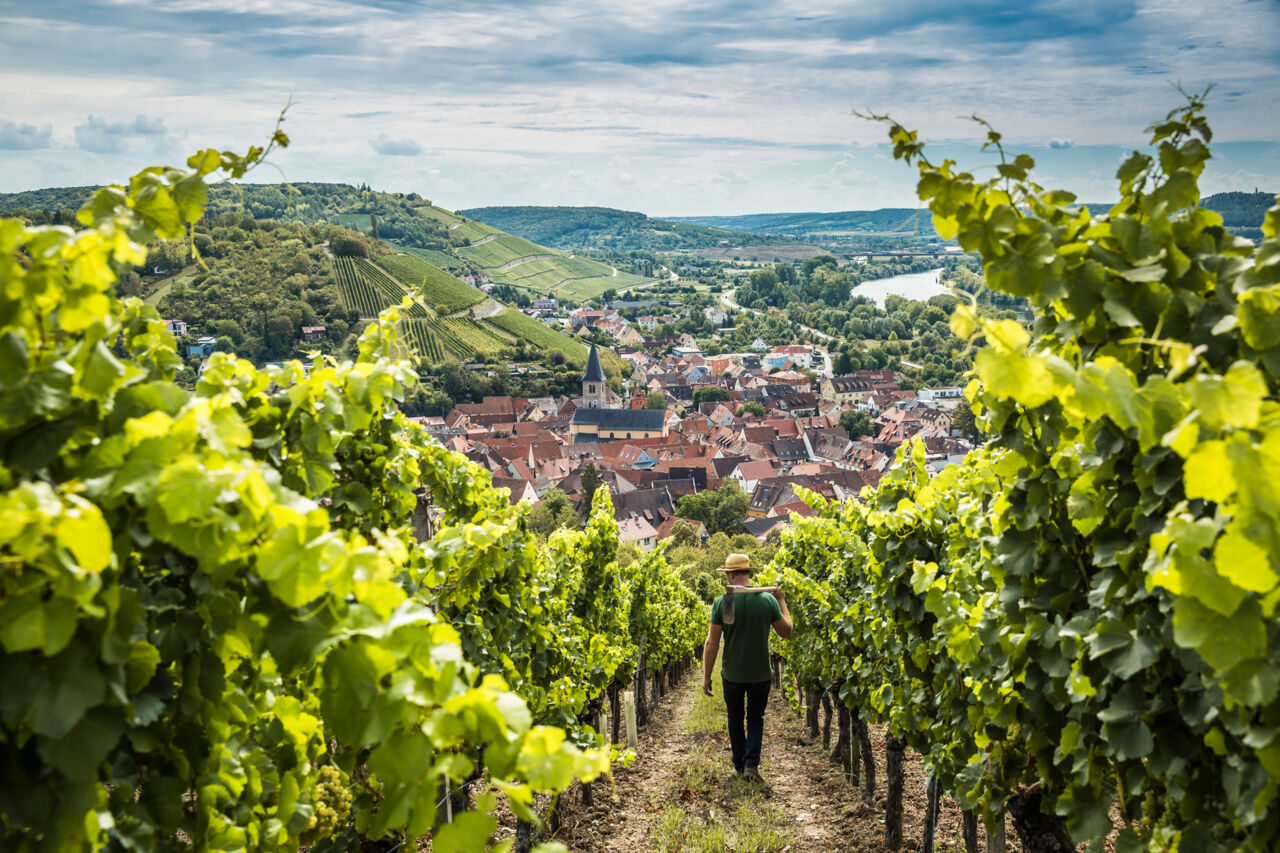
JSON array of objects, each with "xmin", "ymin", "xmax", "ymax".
[
  {"xmin": 416, "ymin": 205, "xmax": 461, "ymax": 226},
  {"xmin": 374, "ymin": 253, "xmax": 485, "ymax": 314},
  {"xmin": 457, "ymin": 234, "xmax": 564, "ymax": 268},
  {"xmin": 449, "ymin": 220, "xmax": 502, "ymax": 245},
  {"xmin": 488, "ymin": 308, "xmax": 587, "ymax": 362},
  {"xmin": 556, "ymin": 275, "xmax": 636, "ymax": 301},
  {"xmin": 692, "ymin": 244, "xmax": 831, "ymax": 262},
  {"xmin": 394, "ymin": 245, "xmax": 463, "ymax": 271},
  {"xmin": 497, "ymin": 255, "xmax": 615, "ymax": 291}
]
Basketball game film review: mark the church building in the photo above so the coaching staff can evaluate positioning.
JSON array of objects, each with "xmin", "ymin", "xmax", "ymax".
[{"xmin": 569, "ymin": 343, "xmax": 667, "ymax": 441}]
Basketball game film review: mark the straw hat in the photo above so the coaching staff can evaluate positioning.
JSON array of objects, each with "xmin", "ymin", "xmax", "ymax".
[{"xmin": 719, "ymin": 553, "xmax": 754, "ymax": 573}]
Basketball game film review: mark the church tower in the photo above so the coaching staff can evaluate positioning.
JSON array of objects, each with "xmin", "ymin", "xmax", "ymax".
[{"xmin": 582, "ymin": 343, "xmax": 606, "ymax": 409}]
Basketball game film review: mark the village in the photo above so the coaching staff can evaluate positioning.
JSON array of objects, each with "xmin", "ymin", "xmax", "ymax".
[{"xmin": 413, "ymin": 299, "xmax": 973, "ymax": 550}]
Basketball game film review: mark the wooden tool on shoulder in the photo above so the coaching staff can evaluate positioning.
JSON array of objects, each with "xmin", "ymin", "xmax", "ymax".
[{"xmin": 722, "ymin": 585, "xmax": 780, "ymax": 625}]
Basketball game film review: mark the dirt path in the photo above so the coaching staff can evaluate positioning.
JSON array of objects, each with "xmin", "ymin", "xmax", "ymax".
[
  {"xmin": 554, "ymin": 674, "xmax": 858, "ymax": 852},
  {"xmin": 551, "ymin": 672, "xmax": 1018, "ymax": 852}
]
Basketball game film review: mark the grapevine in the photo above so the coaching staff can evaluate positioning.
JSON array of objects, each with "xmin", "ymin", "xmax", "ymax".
[
  {"xmin": 0, "ymin": 136, "xmax": 707, "ymax": 852},
  {"xmin": 770, "ymin": 95, "xmax": 1280, "ymax": 852}
]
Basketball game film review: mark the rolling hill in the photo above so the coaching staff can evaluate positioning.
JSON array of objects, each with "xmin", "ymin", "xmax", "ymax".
[
  {"xmin": 666, "ymin": 208, "xmax": 939, "ymax": 238},
  {"xmin": 0, "ymin": 182, "xmax": 660, "ymax": 304},
  {"xmin": 665, "ymin": 191, "xmax": 1277, "ymax": 240},
  {"xmin": 457, "ymin": 205, "xmax": 773, "ymax": 252},
  {"xmin": 0, "ymin": 183, "xmax": 608, "ymax": 371}
]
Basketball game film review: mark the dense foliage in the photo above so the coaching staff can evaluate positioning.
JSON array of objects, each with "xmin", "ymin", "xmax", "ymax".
[
  {"xmin": 156, "ymin": 216, "xmax": 350, "ymax": 362},
  {"xmin": 766, "ymin": 98, "xmax": 1280, "ymax": 851},
  {"xmin": 0, "ymin": 141, "xmax": 705, "ymax": 851}
]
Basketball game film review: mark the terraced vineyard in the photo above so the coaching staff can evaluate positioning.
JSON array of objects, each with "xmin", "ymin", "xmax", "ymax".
[
  {"xmin": 456, "ymin": 233, "xmax": 561, "ymax": 268},
  {"xmin": 373, "ymin": 253, "xmax": 485, "ymax": 313},
  {"xmin": 478, "ymin": 320, "xmax": 517, "ymax": 344},
  {"xmin": 437, "ymin": 317, "xmax": 510, "ymax": 357},
  {"xmin": 488, "ymin": 307, "xmax": 587, "ymax": 362},
  {"xmin": 333, "ymin": 257, "xmax": 393, "ymax": 317},
  {"xmin": 401, "ymin": 319, "xmax": 445, "ymax": 362},
  {"xmin": 351, "ymin": 258, "xmax": 427, "ymax": 317}
]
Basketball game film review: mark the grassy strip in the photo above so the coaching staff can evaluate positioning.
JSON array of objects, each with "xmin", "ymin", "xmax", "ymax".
[{"xmin": 652, "ymin": 659, "xmax": 791, "ymax": 853}]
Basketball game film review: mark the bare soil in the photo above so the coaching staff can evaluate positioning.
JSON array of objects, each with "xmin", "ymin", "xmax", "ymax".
[{"xmin": 544, "ymin": 676, "xmax": 1024, "ymax": 852}]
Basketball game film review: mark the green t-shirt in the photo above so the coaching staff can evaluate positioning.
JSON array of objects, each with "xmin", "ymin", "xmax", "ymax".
[{"xmin": 710, "ymin": 591, "xmax": 782, "ymax": 683}]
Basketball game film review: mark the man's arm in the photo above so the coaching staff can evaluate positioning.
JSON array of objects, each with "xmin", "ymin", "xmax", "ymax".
[
  {"xmin": 702, "ymin": 624, "xmax": 722, "ymax": 697},
  {"xmin": 771, "ymin": 589, "xmax": 792, "ymax": 639}
]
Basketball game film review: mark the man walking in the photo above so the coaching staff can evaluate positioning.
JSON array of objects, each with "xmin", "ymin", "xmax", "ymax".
[{"xmin": 702, "ymin": 553, "xmax": 792, "ymax": 783}]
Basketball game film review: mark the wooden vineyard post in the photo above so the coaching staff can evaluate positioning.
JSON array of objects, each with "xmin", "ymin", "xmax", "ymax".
[
  {"xmin": 856, "ymin": 713, "xmax": 876, "ymax": 800},
  {"xmin": 548, "ymin": 793, "xmax": 563, "ymax": 837},
  {"xmin": 884, "ymin": 733, "xmax": 905, "ymax": 850},
  {"xmin": 986, "ymin": 815, "xmax": 1005, "ymax": 853},
  {"xmin": 609, "ymin": 684, "xmax": 622, "ymax": 743},
  {"xmin": 922, "ymin": 771, "xmax": 940, "ymax": 853},
  {"xmin": 804, "ymin": 686, "xmax": 820, "ymax": 740},
  {"xmin": 962, "ymin": 810, "xmax": 980, "ymax": 853},
  {"xmin": 514, "ymin": 818, "xmax": 534, "ymax": 853},
  {"xmin": 831, "ymin": 703, "xmax": 848, "ymax": 769},
  {"xmin": 821, "ymin": 689, "xmax": 833, "ymax": 751},
  {"xmin": 635, "ymin": 659, "xmax": 649, "ymax": 727},
  {"xmin": 623, "ymin": 689, "xmax": 638, "ymax": 747},
  {"xmin": 581, "ymin": 702, "xmax": 599, "ymax": 808}
]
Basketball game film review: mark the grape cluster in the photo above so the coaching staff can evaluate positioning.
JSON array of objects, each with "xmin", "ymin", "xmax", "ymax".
[{"xmin": 306, "ymin": 766, "xmax": 352, "ymax": 838}]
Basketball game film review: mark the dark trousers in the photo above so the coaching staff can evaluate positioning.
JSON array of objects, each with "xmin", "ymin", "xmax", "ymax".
[{"xmin": 723, "ymin": 678, "xmax": 771, "ymax": 770}]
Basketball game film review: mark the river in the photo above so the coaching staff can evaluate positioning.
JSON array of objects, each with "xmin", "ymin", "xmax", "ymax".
[{"xmin": 850, "ymin": 268, "xmax": 948, "ymax": 308}]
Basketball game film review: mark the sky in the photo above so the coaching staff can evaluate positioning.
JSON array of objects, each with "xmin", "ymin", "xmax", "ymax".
[{"xmin": 1, "ymin": 0, "xmax": 1278, "ymax": 215}]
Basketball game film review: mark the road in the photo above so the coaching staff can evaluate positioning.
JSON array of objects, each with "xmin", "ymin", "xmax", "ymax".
[{"xmin": 719, "ymin": 287, "xmax": 834, "ymax": 375}]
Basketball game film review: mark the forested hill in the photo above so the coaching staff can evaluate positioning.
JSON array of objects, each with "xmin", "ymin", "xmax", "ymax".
[
  {"xmin": 0, "ymin": 182, "xmax": 464, "ymax": 261},
  {"xmin": 667, "ymin": 208, "xmax": 939, "ymax": 239},
  {"xmin": 1201, "ymin": 190, "xmax": 1277, "ymax": 227},
  {"xmin": 0, "ymin": 181, "xmax": 632, "ymax": 394},
  {"xmin": 456, "ymin": 205, "xmax": 768, "ymax": 250},
  {"xmin": 666, "ymin": 190, "xmax": 1277, "ymax": 239},
  {"xmin": 1, "ymin": 181, "xmax": 659, "ymax": 303}
]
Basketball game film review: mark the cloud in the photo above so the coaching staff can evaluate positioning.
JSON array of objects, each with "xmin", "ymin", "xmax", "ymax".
[
  {"xmin": 0, "ymin": 119, "xmax": 52, "ymax": 150},
  {"xmin": 131, "ymin": 115, "xmax": 169, "ymax": 135},
  {"xmin": 369, "ymin": 133, "xmax": 422, "ymax": 156},
  {"xmin": 73, "ymin": 114, "xmax": 171, "ymax": 152},
  {"xmin": 3, "ymin": 0, "xmax": 1278, "ymax": 209}
]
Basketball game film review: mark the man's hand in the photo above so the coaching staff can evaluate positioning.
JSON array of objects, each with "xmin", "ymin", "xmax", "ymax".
[
  {"xmin": 703, "ymin": 677, "xmax": 714, "ymax": 697},
  {"xmin": 774, "ymin": 587, "xmax": 785, "ymax": 605}
]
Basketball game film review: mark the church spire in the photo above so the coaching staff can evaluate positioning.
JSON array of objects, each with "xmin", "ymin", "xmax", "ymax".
[
  {"xmin": 582, "ymin": 343, "xmax": 605, "ymax": 384},
  {"xmin": 582, "ymin": 343, "xmax": 606, "ymax": 408}
]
